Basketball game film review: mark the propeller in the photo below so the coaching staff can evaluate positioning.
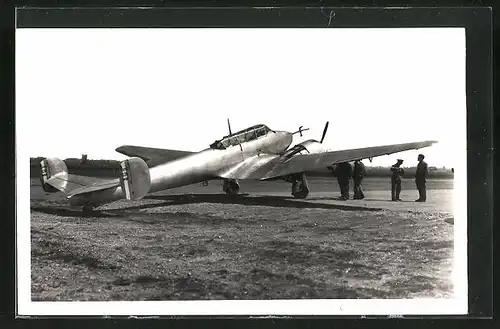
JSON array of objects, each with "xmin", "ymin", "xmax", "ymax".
[
  {"xmin": 292, "ymin": 126, "xmax": 310, "ymax": 137},
  {"xmin": 320, "ymin": 121, "xmax": 329, "ymax": 143}
]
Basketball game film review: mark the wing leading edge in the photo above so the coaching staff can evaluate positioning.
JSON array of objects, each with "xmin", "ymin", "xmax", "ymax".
[{"xmin": 219, "ymin": 140, "xmax": 438, "ymax": 180}]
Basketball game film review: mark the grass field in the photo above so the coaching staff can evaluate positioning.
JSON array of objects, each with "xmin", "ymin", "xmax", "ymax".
[{"xmin": 30, "ymin": 177, "xmax": 454, "ymax": 301}]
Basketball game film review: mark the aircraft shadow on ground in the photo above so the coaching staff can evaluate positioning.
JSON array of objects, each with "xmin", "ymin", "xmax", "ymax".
[
  {"xmin": 30, "ymin": 206, "xmax": 126, "ymax": 218},
  {"xmin": 31, "ymin": 194, "xmax": 383, "ymax": 217},
  {"xmin": 363, "ymin": 198, "xmax": 416, "ymax": 203},
  {"xmin": 116, "ymin": 194, "xmax": 384, "ymax": 212}
]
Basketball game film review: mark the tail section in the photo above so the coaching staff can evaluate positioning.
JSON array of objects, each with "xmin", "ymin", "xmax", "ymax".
[
  {"xmin": 39, "ymin": 156, "xmax": 151, "ymax": 208},
  {"xmin": 119, "ymin": 157, "xmax": 151, "ymax": 201}
]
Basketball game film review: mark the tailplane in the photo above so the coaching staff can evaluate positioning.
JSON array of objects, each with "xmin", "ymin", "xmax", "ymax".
[{"xmin": 39, "ymin": 156, "xmax": 151, "ymax": 206}]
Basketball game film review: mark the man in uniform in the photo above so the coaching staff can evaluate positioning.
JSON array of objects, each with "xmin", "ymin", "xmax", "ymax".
[
  {"xmin": 335, "ymin": 162, "xmax": 353, "ymax": 200},
  {"xmin": 390, "ymin": 159, "xmax": 404, "ymax": 201},
  {"xmin": 352, "ymin": 160, "xmax": 366, "ymax": 200},
  {"xmin": 415, "ymin": 154, "xmax": 429, "ymax": 202}
]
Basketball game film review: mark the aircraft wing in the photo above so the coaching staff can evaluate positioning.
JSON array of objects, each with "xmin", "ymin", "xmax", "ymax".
[
  {"xmin": 218, "ymin": 140, "xmax": 437, "ymax": 180},
  {"xmin": 115, "ymin": 145, "xmax": 194, "ymax": 166}
]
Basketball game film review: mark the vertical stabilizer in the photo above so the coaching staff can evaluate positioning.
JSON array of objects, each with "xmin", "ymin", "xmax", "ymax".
[
  {"xmin": 39, "ymin": 157, "xmax": 68, "ymax": 192},
  {"xmin": 119, "ymin": 157, "xmax": 151, "ymax": 201}
]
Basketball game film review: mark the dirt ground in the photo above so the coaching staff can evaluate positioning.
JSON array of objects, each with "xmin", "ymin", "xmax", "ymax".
[{"xmin": 30, "ymin": 177, "xmax": 454, "ymax": 301}]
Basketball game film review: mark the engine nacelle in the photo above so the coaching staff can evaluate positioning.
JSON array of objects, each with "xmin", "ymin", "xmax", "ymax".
[
  {"xmin": 296, "ymin": 139, "xmax": 326, "ymax": 154},
  {"xmin": 281, "ymin": 139, "xmax": 326, "ymax": 160},
  {"xmin": 119, "ymin": 157, "xmax": 151, "ymax": 201},
  {"xmin": 39, "ymin": 157, "xmax": 68, "ymax": 193},
  {"xmin": 291, "ymin": 172, "xmax": 310, "ymax": 199}
]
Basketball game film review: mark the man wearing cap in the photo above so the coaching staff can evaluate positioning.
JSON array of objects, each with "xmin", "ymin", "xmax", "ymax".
[
  {"xmin": 415, "ymin": 154, "xmax": 429, "ymax": 202},
  {"xmin": 390, "ymin": 159, "xmax": 404, "ymax": 201}
]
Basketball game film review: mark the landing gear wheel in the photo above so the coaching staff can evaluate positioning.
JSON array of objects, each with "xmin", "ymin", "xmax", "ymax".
[
  {"xmin": 292, "ymin": 182, "xmax": 309, "ymax": 199},
  {"xmin": 291, "ymin": 173, "xmax": 310, "ymax": 199},
  {"xmin": 223, "ymin": 179, "xmax": 240, "ymax": 195}
]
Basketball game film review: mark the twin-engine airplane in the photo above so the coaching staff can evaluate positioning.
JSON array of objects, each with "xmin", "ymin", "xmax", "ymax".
[{"xmin": 39, "ymin": 121, "xmax": 437, "ymax": 213}]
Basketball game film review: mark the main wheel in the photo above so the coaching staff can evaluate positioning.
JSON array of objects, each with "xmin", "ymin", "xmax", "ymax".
[
  {"xmin": 291, "ymin": 182, "xmax": 309, "ymax": 199},
  {"xmin": 223, "ymin": 179, "xmax": 240, "ymax": 195}
]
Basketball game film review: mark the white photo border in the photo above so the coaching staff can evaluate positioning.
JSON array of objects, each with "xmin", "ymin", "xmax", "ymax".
[{"xmin": 16, "ymin": 26, "xmax": 468, "ymax": 316}]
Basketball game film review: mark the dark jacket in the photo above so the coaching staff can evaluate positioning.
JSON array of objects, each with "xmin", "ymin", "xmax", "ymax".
[
  {"xmin": 353, "ymin": 161, "xmax": 365, "ymax": 180},
  {"xmin": 391, "ymin": 164, "xmax": 404, "ymax": 181},
  {"xmin": 415, "ymin": 161, "xmax": 429, "ymax": 181},
  {"xmin": 337, "ymin": 162, "xmax": 353, "ymax": 179}
]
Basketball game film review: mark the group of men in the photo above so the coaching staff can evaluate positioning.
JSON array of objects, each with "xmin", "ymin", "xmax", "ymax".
[
  {"xmin": 331, "ymin": 154, "xmax": 428, "ymax": 202},
  {"xmin": 333, "ymin": 160, "xmax": 365, "ymax": 200}
]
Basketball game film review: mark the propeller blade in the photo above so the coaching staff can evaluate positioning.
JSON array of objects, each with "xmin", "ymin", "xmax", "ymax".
[
  {"xmin": 227, "ymin": 118, "xmax": 232, "ymax": 135},
  {"xmin": 320, "ymin": 121, "xmax": 329, "ymax": 143},
  {"xmin": 291, "ymin": 127, "xmax": 310, "ymax": 136}
]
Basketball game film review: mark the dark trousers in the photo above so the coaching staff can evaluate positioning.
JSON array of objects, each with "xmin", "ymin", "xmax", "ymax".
[
  {"xmin": 416, "ymin": 180, "xmax": 426, "ymax": 201},
  {"xmin": 391, "ymin": 178, "xmax": 401, "ymax": 201},
  {"xmin": 338, "ymin": 177, "xmax": 349, "ymax": 199},
  {"xmin": 353, "ymin": 178, "xmax": 364, "ymax": 199}
]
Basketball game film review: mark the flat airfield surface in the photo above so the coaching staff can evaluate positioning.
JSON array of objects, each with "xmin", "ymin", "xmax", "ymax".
[{"xmin": 30, "ymin": 177, "xmax": 455, "ymax": 301}]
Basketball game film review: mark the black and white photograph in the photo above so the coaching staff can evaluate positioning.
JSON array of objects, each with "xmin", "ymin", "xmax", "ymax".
[{"xmin": 15, "ymin": 8, "xmax": 474, "ymax": 316}]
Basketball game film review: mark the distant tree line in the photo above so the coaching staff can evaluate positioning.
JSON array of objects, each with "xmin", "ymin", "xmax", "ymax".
[
  {"xmin": 30, "ymin": 157, "xmax": 454, "ymax": 179},
  {"xmin": 307, "ymin": 166, "xmax": 454, "ymax": 179},
  {"xmin": 30, "ymin": 157, "xmax": 120, "ymax": 178}
]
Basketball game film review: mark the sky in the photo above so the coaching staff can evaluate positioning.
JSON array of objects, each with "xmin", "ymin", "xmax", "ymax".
[{"xmin": 16, "ymin": 28, "xmax": 466, "ymax": 168}]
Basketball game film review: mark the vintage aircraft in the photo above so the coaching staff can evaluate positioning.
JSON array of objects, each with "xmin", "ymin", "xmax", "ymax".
[{"xmin": 39, "ymin": 120, "xmax": 437, "ymax": 212}]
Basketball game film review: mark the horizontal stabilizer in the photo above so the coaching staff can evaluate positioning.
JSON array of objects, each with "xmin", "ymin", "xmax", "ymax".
[
  {"xmin": 40, "ymin": 158, "xmax": 121, "ymax": 198},
  {"xmin": 67, "ymin": 179, "xmax": 121, "ymax": 198},
  {"xmin": 40, "ymin": 157, "xmax": 151, "ymax": 202},
  {"xmin": 119, "ymin": 157, "xmax": 151, "ymax": 201}
]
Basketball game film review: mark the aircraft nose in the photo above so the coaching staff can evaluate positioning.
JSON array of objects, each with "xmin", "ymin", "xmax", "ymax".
[{"xmin": 278, "ymin": 131, "xmax": 293, "ymax": 150}]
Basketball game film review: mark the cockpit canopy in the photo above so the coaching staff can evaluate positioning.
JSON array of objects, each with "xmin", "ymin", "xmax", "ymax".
[{"xmin": 210, "ymin": 124, "xmax": 271, "ymax": 149}]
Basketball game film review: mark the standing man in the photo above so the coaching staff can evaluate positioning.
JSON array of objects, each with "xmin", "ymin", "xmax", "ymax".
[
  {"xmin": 415, "ymin": 154, "xmax": 429, "ymax": 202},
  {"xmin": 336, "ymin": 162, "xmax": 353, "ymax": 200},
  {"xmin": 330, "ymin": 164, "xmax": 343, "ymax": 199},
  {"xmin": 353, "ymin": 160, "xmax": 366, "ymax": 200},
  {"xmin": 390, "ymin": 159, "xmax": 404, "ymax": 201}
]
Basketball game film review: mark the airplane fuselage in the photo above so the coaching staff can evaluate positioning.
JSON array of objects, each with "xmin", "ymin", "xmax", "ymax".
[
  {"xmin": 148, "ymin": 130, "xmax": 293, "ymax": 192},
  {"xmin": 50, "ymin": 121, "xmax": 436, "ymax": 210},
  {"xmin": 68, "ymin": 130, "xmax": 293, "ymax": 207}
]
